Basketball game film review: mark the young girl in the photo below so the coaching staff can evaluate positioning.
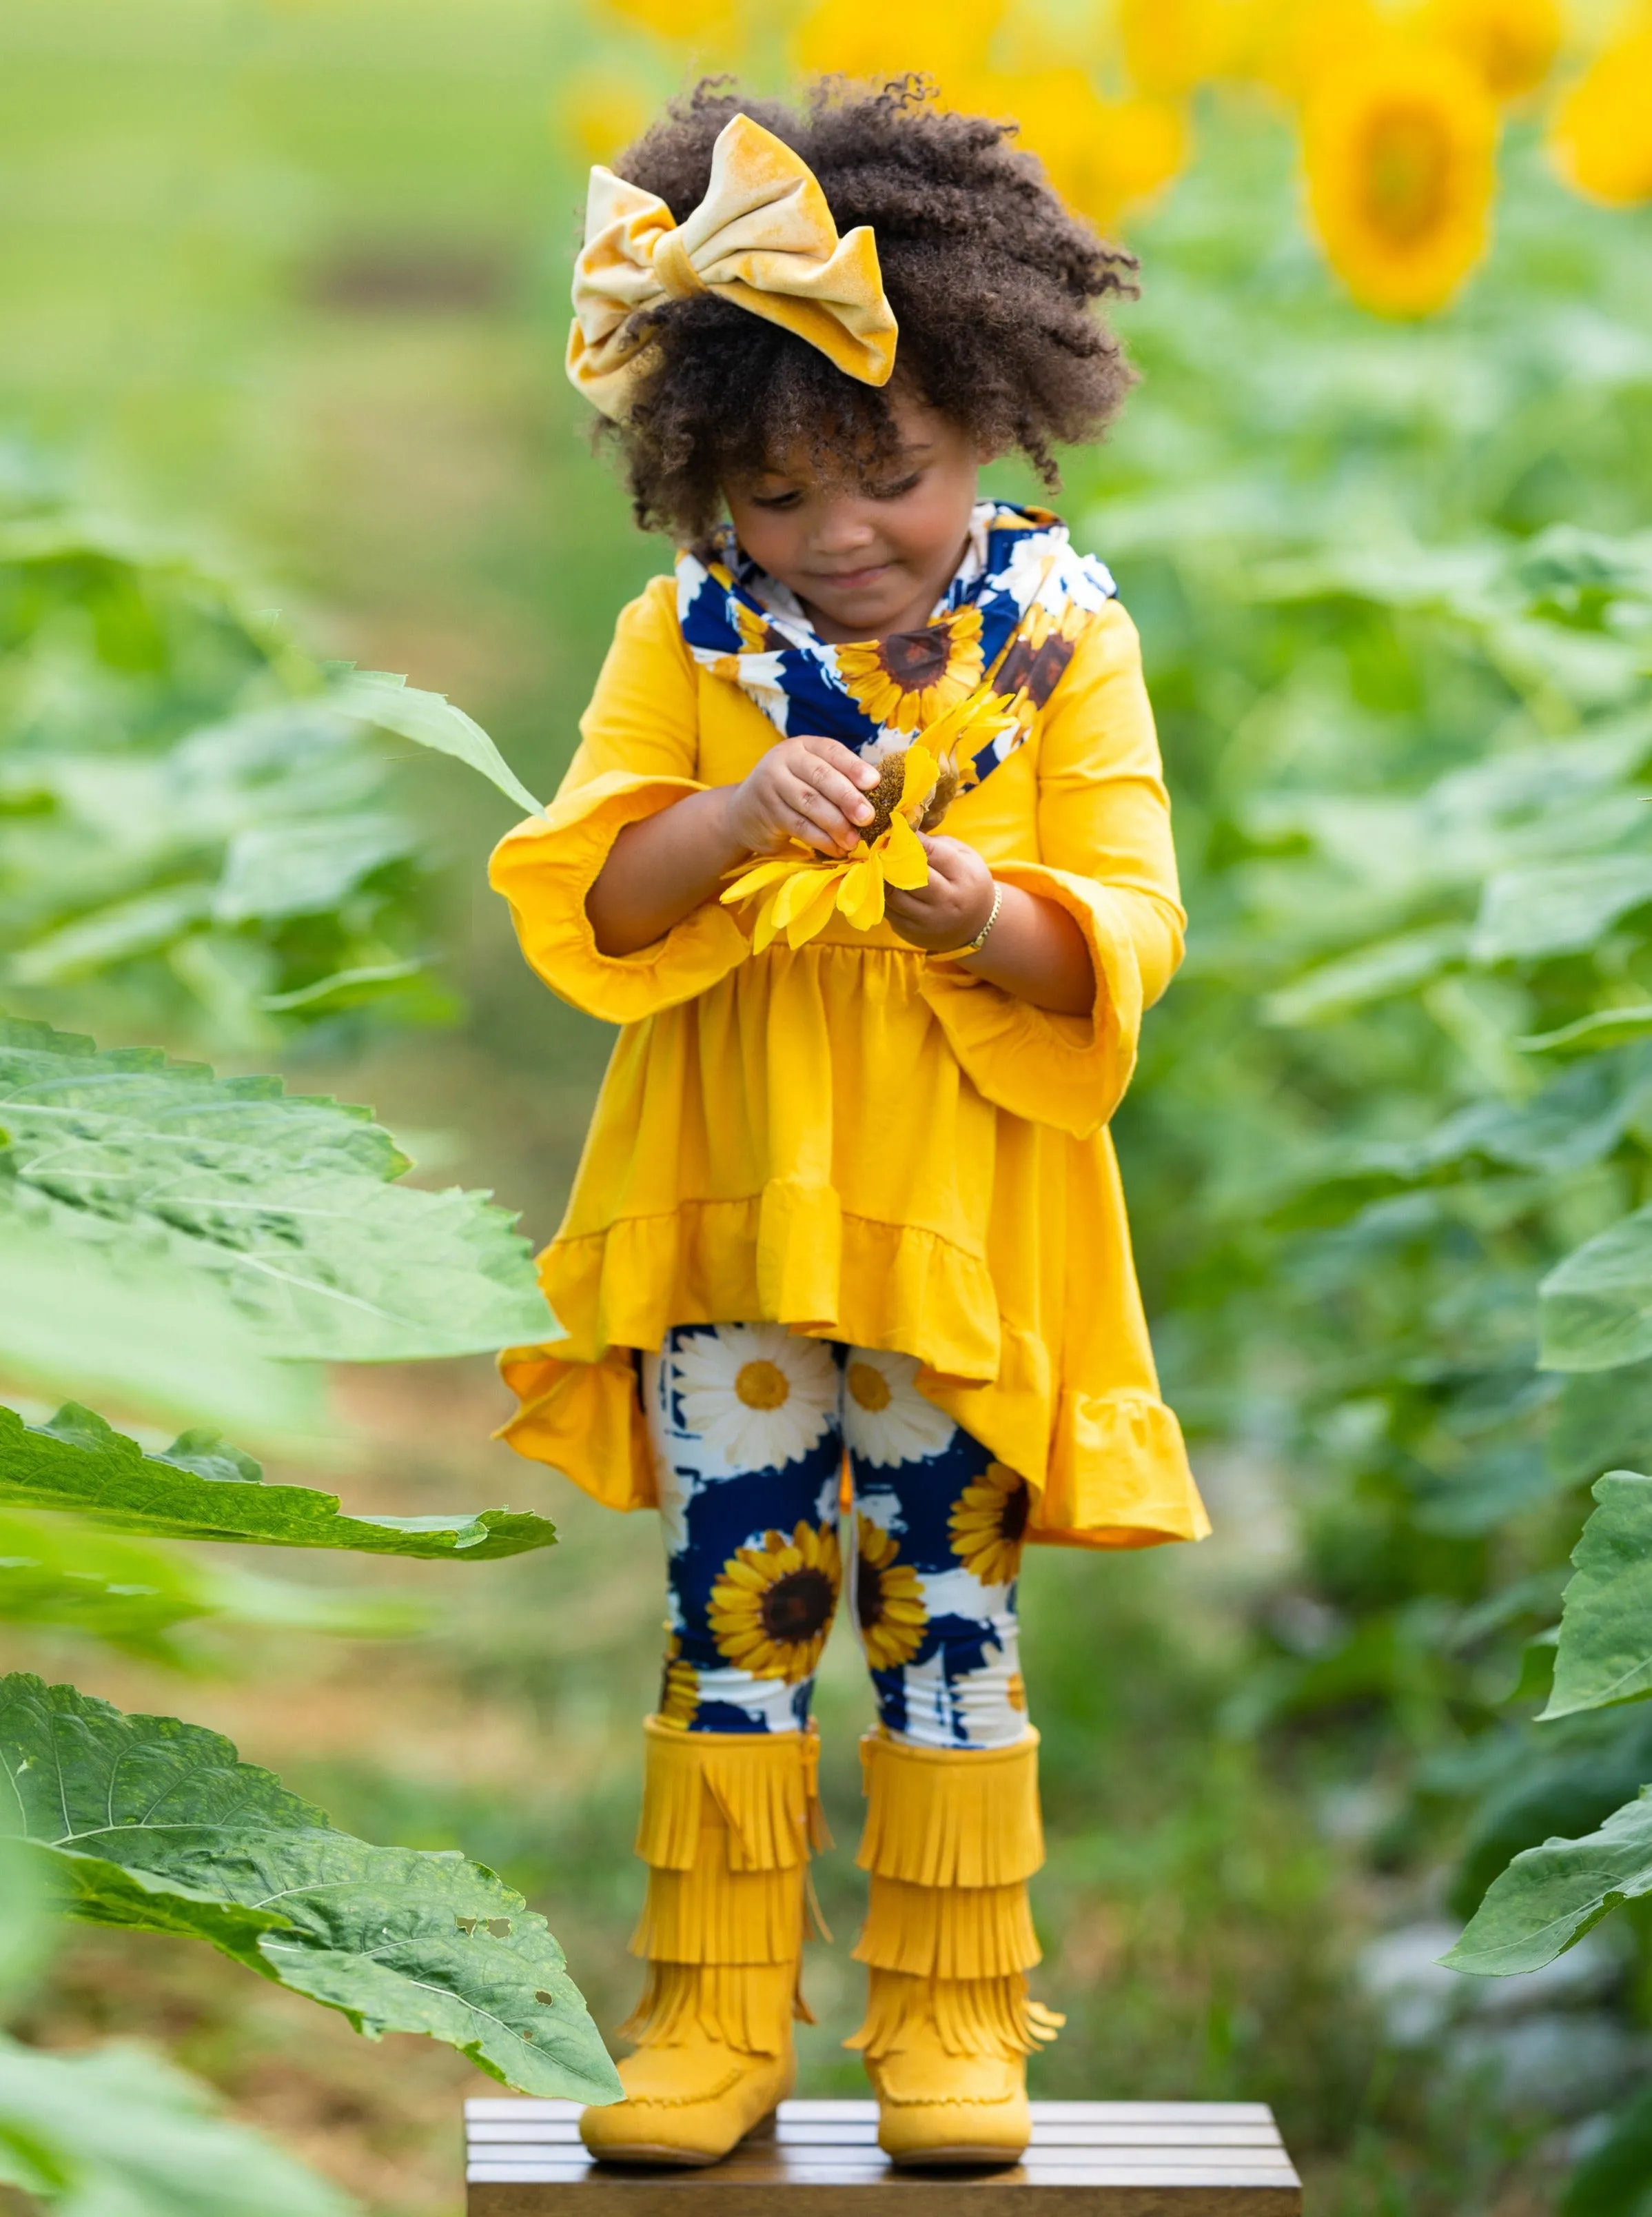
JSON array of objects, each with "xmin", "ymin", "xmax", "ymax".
[{"xmin": 491, "ymin": 81, "xmax": 1208, "ymax": 2170}]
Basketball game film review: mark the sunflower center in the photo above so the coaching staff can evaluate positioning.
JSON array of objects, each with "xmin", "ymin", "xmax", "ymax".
[
  {"xmin": 855, "ymin": 1551, "xmax": 887, "ymax": 1631},
  {"xmin": 999, "ymin": 1479, "xmax": 1030, "ymax": 1546},
  {"xmin": 735, "ymin": 1358, "xmax": 791, "ymax": 1410},
  {"xmin": 877, "ymin": 624, "xmax": 955, "ymax": 691},
  {"xmin": 847, "ymin": 1360, "xmax": 892, "ymax": 1413},
  {"xmin": 760, "ymin": 1566, "xmax": 836, "ymax": 1644},
  {"xmin": 1360, "ymin": 105, "xmax": 1453, "ymax": 245}
]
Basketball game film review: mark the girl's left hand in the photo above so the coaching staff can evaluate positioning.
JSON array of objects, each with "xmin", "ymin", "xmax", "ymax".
[{"xmin": 884, "ymin": 835, "xmax": 995, "ymax": 953}]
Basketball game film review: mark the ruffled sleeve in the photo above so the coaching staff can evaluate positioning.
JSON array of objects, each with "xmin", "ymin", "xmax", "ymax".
[
  {"xmin": 919, "ymin": 600, "xmax": 1185, "ymax": 1142},
  {"xmin": 487, "ymin": 578, "xmax": 750, "ymax": 1025}
]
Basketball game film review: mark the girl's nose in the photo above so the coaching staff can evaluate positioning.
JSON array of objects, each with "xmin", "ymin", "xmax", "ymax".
[{"xmin": 809, "ymin": 497, "xmax": 878, "ymax": 556}]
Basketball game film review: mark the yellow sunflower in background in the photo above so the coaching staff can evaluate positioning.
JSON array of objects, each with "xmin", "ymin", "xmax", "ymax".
[
  {"xmin": 986, "ymin": 70, "xmax": 1187, "ymax": 236},
  {"xmin": 709, "ymin": 1521, "xmax": 842, "ymax": 1683},
  {"xmin": 1416, "ymin": 0, "xmax": 1561, "ymax": 103},
  {"xmin": 1303, "ymin": 37, "xmax": 1499, "ymax": 316},
  {"xmin": 837, "ymin": 606, "xmax": 984, "ymax": 732},
  {"xmin": 792, "ymin": 0, "xmax": 1006, "ymax": 107},
  {"xmin": 559, "ymin": 72, "xmax": 651, "ymax": 165},
  {"xmin": 1546, "ymin": 23, "xmax": 1652, "ymax": 208},
  {"xmin": 949, "ymin": 1461, "xmax": 1031, "ymax": 1588},
  {"xmin": 659, "ymin": 1638, "xmax": 700, "ymax": 1730},
  {"xmin": 854, "ymin": 1517, "xmax": 928, "ymax": 1672}
]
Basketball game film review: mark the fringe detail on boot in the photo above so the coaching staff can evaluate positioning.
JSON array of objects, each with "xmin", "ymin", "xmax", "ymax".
[
  {"xmin": 618, "ymin": 1961, "xmax": 800, "ymax": 2058},
  {"xmin": 631, "ymin": 1823, "xmax": 808, "ymax": 1964},
  {"xmin": 853, "ymin": 1872, "xmax": 1041, "ymax": 1979},
  {"xmin": 845, "ymin": 1968, "xmax": 1064, "ymax": 2063},
  {"xmin": 857, "ymin": 1730, "xmax": 1043, "ymax": 1888},
  {"xmin": 637, "ymin": 1717, "xmax": 825, "ymax": 1872}
]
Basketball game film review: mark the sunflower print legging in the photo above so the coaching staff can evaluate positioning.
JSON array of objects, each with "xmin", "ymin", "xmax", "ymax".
[{"xmin": 642, "ymin": 1324, "xmax": 1031, "ymax": 1749}]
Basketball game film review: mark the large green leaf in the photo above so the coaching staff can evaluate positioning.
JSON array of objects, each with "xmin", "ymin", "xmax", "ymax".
[
  {"xmin": 1542, "ymin": 1473, "xmax": 1652, "ymax": 1721},
  {"xmin": 1542, "ymin": 1206, "xmax": 1652, "ymax": 1373},
  {"xmin": 0, "ymin": 1223, "xmax": 324, "ymax": 1441},
  {"xmin": 0, "ymin": 1677, "xmax": 620, "ymax": 2104},
  {"xmin": 1443, "ymin": 1785, "xmax": 1652, "ymax": 1976},
  {"xmin": 0, "ymin": 1507, "xmax": 421, "ymax": 1662},
  {"xmin": 0, "ymin": 1401, "xmax": 557, "ymax": 1559},
  {"xmin": 0, "ymin": 1018, "xmax": 555, "ymax": 1361},
  {"xmin": 0, "ymin": 2034, "xmax": 354, "ymax": 2217}
]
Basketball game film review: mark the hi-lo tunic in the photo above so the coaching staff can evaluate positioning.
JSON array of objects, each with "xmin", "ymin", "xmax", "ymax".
[{"xmin": 490, "ymin": 575, "xmax": 1208, "ymax": 1551}]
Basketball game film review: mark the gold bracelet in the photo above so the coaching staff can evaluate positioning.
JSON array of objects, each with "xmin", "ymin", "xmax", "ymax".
[{"xmin": 932, "ymin": 882, "xmax": 1003, "ymax": 963}]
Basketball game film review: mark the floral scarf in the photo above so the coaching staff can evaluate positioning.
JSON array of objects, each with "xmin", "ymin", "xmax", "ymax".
[{"xmin": 676, "ymin": 501, "xmax": 1116, "ymax": 794}]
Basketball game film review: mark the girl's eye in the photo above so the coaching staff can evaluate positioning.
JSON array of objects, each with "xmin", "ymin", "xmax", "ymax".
[
  {"xmin": 749, "ymin": 489, "xmax": 803, "ymax": 511},
  {"xmin": 867, "ymin": 472, "xmax": 922, "ymax": 502}
]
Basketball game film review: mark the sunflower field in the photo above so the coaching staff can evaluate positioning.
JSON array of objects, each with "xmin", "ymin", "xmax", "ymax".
[{"xmin": 3, "ymin": 1, "xmax": 1652, "ymax": 2211}]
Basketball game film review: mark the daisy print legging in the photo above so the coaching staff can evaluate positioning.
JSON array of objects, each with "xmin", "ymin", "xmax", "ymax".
[{"xmin": 642, "ymin": 1324, "xmax": 1031, "ymax": 1748}]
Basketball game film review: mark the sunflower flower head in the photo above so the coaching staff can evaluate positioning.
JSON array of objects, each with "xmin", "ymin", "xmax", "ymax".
[
  {"xmin": 708, "ymin": 1519, "xmax": 842, "ymax": 1683},
  {"xmin": 949, "ymin": 1460, "xmax": 1032, "ymax": 1588},
  {"xmin": 719, "ymin": 687, "xmax": 1018, "ymax": 953},
  {"xmin": 854, "ymin": 1516, "xmax": 929, "ymax": 1673}
]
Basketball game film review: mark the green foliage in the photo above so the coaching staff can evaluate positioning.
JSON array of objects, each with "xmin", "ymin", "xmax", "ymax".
[
  {"xmin": 0, "ymin": 1402, "xmax": 556, "ymax": 1560},
  {"xmin": 0, "ymin": 509, "xmax": 450, "ymax": 1053},
  {"xmin": 331, "ymin": 670, "xmax": 543, "ymax": 820},
  {"xmin": 0, "ymin": 1676, "xmax": 622, "ymax": 2104},
  {"xmin": 1444, "ymin": 1788, "xmax": 1652, "ymax": 1976},
  {"xmin": 0, "ymin": 1506, "xmax": 421, "ymax": 1661},
  {"xmin": 1545, "ymin": 1474, "xmax": 1652, "ymax": 1720},
  {"xmin": 0, "ymin": 2035, "xmax": 356, "ymax": 2217},
  {"xmin": 0, "ymin": 1015, "xmax": 555, "ymax": 1365}
]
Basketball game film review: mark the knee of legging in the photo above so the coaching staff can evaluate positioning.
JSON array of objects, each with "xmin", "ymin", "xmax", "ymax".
[{"xmin": 867, "ymin": 1634, "xmax": 1032, "ymax": 1750}]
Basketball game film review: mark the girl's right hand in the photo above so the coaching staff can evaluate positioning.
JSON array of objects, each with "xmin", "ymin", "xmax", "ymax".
[{"xmin": 724, "ymin": 735, "xmax": 878, "ymax": 858}]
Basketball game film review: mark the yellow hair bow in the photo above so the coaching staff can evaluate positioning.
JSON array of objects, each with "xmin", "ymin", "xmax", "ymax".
[{"xmin": 567, "ymin": 113, "xmax": 899, "ymax": 421}]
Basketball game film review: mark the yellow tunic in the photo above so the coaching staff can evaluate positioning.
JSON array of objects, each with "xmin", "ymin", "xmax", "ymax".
[{"xmin": 490, "ymin": 575, "xmax": 1209, "ymax": 1551}]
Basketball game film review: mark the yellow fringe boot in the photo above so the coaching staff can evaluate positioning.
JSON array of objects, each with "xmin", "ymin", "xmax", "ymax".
[
  {"xmin": 847, "ymin": 1729, "xmax": 1061, "ymax": 2167},
  {"xmin": 580, "ymin": 1717, "xmax": 828, "ymax": 2167}
]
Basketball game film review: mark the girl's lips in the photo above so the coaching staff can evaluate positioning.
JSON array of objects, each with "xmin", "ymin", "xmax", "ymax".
[{"xmin": 810, "ymin": 563, "xmax": 891, "ymax": 592}]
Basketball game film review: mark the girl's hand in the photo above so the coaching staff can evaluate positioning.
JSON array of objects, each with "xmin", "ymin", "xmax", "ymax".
[
  {"xmin": 725, "ymin": 735, "xmax": 878, "ymax": 859},
  {"xmin": 884, "ymin": 836, "xmax": 995, "ymax": 953}
]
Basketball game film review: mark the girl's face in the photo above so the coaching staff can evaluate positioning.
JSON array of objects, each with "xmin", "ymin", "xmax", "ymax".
[{"xmin": 723, "ymin": 389, "xmax": 982, "ymax": 645}]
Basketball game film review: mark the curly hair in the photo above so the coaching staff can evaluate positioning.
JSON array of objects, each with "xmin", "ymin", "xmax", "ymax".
[{"xmin": 595, "ymin": 78, "xmax": 1140, "ymax": 540}]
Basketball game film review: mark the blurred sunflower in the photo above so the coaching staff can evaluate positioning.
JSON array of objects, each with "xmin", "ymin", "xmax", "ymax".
[
  {"xmin": 1547, "ymin": 23, "xmax": 1652, "ymax": 207},
  {"xmin": 991, "ymin": 68, "xmax": 1188, "ymax": 233},
  {"xmin": 1303, "ymin": 39, "xmax": 1499, "ymax": 316},
  {"xmin": 949, "ymin": 1459, "xmax": 1030, "ymax": 1587},
  {"xmin": 600, "ymin": 0, "xmax": 742, "ymax": 54},
  {"xmin": 710, "ymin": 1521, "xmax": 842, "ymax": 1683},
  {"xmin": 672, "ymin": 1324, "xmax": 839, "ymax": 1472},
  {"xmin": 837, "ymin": 607, "xmax": 984, "ymax": 731},
  {"xmin": 792, "ymin": 0, "xmax": 1005, "ymax": 103},
  {"xmin": 559, "ymin": 72, "xmax": 651, "ymax": 165},
  {"xmin": 659, "ymin": 1639, "xmax": 700, "ymax": 1729},
  {"xmin": 1416, "ymin": 0, "xmax": 1561, "ymax": 100},
  {"xmin": 854, "ymin": 1517, "xmax": 928, "ymax": 1671},
  {"xmin": 1240, "ymin": 0, "xmax": 1385, "ymax": 103},
  {"xmin": 842, "ymin": 1347, "xmax": 956, "ymax": 1467},
  {"xmin": 1120, "ymin": 0, "xmax": 1247, "ymax": 97}
]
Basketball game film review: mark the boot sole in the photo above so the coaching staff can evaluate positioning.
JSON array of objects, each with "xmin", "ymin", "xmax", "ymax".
[
  {"xmin": 888, "ymin": 2146, "xmax": 1027, "ymax": 2169},
  {"xmin": 584, "ymin": 2112, "xmax": 780, "ymax": 2169}
]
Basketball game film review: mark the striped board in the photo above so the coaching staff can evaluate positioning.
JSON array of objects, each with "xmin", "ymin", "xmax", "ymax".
[{"xmin": 466, "ymin": 2098, "xmax": 1303, "ymax": 2215}]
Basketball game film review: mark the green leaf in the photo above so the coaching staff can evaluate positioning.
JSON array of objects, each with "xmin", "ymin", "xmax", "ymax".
[
  {"xmin": 330, "ymin": 670, "xmax": 543, "ymax": 819},
  {"xmin": 0, "ymin": 1676, "xmax": 621, "ymax": 2104},
  {"xmin": 1442, "ymin": 1784, "xmax": 1652, "ymax": 1976},
  {"xmin": 0, "ymin": 1224, "xmax": 323, "ymax": 1443},
  {"xmin": 1471, "ymin": 855, "xmax": 1652, "ymax": 966},
  {"xmin": 1542, "ymin": 1206, "xmax": 1652, "ymax": 1373},
  {"xmin": 214, "ymin": 815, "xmax": 420, "ymax": 926},
  {"xmin": 0, "ymin": 1401, "xmax": 558, "ymax": 1560},
  {"xmin": 1263, "ymin": 924, "xmax": 1467, "ymax": 1026},
  {"xmin": 0, "ymin": 1016, "xmax": 556, "ymax": 1361},
  {"xmin": 0, "ymin": 1506, "xmax": 424, "ymax": 1661},
  {"xmin": 1542, "ymin": 1472, "xmax": 1652, "ymax": 1720},
  {"xmin": 1522, "ymin": 1005, "xmax": 1652, "ymax": 1058},
  {"xmin": 0, "ymin": 2032, "xmax": 356, "ymax": 2217},
  {"xmin": 1551, "ymin": 1361, "xmax": 1652, "ymax": 1481}
]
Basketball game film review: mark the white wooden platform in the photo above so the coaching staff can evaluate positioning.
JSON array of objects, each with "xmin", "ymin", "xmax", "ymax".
[{"xmin": 466, "ymin": 2098, "xmax": 1303, "ymax": 2214}]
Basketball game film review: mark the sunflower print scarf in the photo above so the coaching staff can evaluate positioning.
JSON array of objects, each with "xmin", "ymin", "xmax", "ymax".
[{"xmin": 676, "ymin": 500, "xmax": 1117, "ymax": 793}]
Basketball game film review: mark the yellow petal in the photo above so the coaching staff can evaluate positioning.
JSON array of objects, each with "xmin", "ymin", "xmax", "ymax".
[
  {"xmin": 898, "ymin": 744, "xmax": 939, "ymax": 820},
  {"xmin": 721, "ymin": 853, "xmax": 806, "ymax": 906},
  {"xmin": 881, "ymin": 812, "xmax": 930, "ymax": 891},
  {"xmin": 751, "ymin": 884, "xmax": 789, "ymax": 953},
  {"xmin": 784, "ymin": 867, "xmax": 846, "ymax": 948},
  {"xmin": 837, "ymin": 853, "xmax": 886, "ymax": 931}
]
